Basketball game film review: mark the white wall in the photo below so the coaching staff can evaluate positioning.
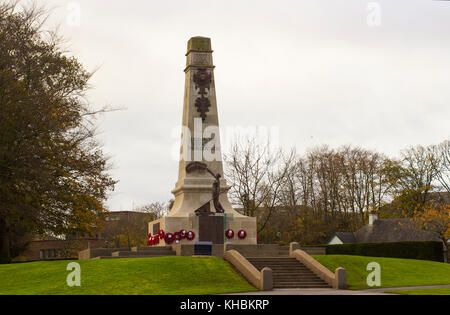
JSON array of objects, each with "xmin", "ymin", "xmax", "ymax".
[{"xmin": 328, "ymin": 236, "xmax": 344, "ymax": 245}]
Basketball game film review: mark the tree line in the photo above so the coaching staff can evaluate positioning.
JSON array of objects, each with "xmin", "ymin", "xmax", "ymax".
[{"xmin": 225, "ymin": 138, "xmax": 449, "ymax": 245}]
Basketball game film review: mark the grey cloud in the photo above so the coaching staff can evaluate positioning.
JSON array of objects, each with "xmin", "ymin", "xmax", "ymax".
[{"xmin": 35, "ymin": 0, "xmax": 450, "ymax": 210}]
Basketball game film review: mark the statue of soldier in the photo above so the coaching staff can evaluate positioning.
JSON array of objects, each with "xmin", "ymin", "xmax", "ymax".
[
  {"xmin": 209, "ymin": 171, "xmax": 225, "ymax": 213},
  {"xmin": 186, "ymin": 162, "xmax": 225, "ymax": 214}
]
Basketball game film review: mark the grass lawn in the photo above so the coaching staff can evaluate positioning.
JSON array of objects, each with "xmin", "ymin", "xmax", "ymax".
[
  {"xmin": 0, "ymin": 256, "xmax": 257, "ymax": 295},
  {"xmin": 312, "ymin": 255, "xmax": 450, "ymax": 290},
  {"xmin": 387, "ymin": 288, "xmax": 450, "ymax": 295}
]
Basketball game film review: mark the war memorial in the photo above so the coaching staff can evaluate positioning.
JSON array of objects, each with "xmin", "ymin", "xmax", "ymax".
[
  {"xmin": 78, "ymin": 37, "xmax": 346, "ymax": 291},
  {"xmin": 71, "ymin": 36, "xmax": 449, "ymax": 295},
  {"xmin": 1, "ymin": 2, "xmax": 449, "ymax": 300},
  {"xmin": 147, "ymin": 37, "xmax": 257, "ymax": 250}
]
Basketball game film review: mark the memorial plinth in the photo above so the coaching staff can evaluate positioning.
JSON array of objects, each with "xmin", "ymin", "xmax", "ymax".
[{"xmin": 148, "ymin": 37, "xmax": 257, "ymax": 245}]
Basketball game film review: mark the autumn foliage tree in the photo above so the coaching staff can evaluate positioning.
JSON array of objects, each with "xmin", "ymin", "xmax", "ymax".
[
  {"xmin": 380, "ymin": 140, "xmax": 450, "ymax": 218},
  {"xmin": 411, "ymin": 203, "xmax": 450, "ymax": 263},
  {"xmin": 103, "ymin": 203, "xmax": 168, "ymax": 248},
  {"xmin": 0, "ymin": 2, "xmax": 115, "ymax": 263}
]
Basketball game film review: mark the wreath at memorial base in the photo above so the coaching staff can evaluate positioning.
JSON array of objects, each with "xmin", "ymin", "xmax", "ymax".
[
  {"xmin": 237, "ymin": 230, "xmax": 247, "ymax": 239},
  {"xmin": 165, "ymin": 233, "xmax": 175, "ymax": 244},
  {"xmin": 147, "ymin": 233, "xmax": 153, "ymax": 246},
  {"xmin": 225, "ymin": 229, "xmax": 234, "ymax": 239},
  {"xmin": 186, "ymin": 230, "xmax": 195, "ymax": 241},
  {"xmin": 147, "ymin": 229, "xmax": 195, "ymax": 245}
]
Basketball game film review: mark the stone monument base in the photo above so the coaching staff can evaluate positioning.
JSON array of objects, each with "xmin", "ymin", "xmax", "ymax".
[{"xmin": 148, "ymin": 213, "xmax": 256, "ymax": 246}]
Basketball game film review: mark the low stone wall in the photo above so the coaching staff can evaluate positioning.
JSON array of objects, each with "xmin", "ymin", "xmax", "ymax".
[
  {"xmin": 225, "ymin": 244, "xmax": 280, "ymax": 257},
  {"xmin": 224, "ymin": 244, "xmax": 325, "ymax": 257},
  {"xmin": 131, "ymin": 246, "xmax": 172, "ymax": 251},
  {"xmin": 223, "ymin": 250, "xmax": 272, "ymax": 291},
  {"xmin": 78, "ymin": 247, "xmax": 129, "ymax": 260},
  {"xmin": 290, "ymin": 242, "xmax": 346, "ymax": 289},
  {"xmin": 303, "ymin": 247, "xmax": 326, "ymax": 255},
  {"xmin": 171, "ymin": 244, "xmax": 225, "ymax": 257}
]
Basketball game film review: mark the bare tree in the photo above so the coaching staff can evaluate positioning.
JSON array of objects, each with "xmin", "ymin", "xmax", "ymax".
[
  {"xmin": 400, "ymin": 145, "xmax": 440, "ymax": 199},
  {"xmin": 136, "ymin": 202, "xmax": 169, "ymax": 219},
  {"xmin": 432, "ymin": 140, "xmax": 450, "ymax": 194},
  {"xmin": 224, "ymin": 137, "xmax": 293, "ymax": 233}
]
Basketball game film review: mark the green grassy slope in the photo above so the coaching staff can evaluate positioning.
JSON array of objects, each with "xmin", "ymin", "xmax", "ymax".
[
  {"xmin": 313, "ymin": 255, "xmax": 450, "ymax": 290},
  {"xmin": 0, "ymin": 256, "xmax": 257, "ymax": 295}
]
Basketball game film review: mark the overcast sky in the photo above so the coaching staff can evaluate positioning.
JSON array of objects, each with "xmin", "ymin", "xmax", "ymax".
[{"xmin": 33, "ymin": 0, "xmax": 450, "ymax": 211}]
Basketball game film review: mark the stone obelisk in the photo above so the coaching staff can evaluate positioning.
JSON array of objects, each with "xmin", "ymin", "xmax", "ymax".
[{"xmin": 148, "ymin": 37, "xmax": 256, "ymax": 246}]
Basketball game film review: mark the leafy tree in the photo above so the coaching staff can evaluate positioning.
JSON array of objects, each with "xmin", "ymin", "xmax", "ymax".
[
  {"xmin": 0, "ymin": 2, "xmax": 115, "ymax": 263},
  {"xmin": 410, "ymin": 203, "xmax": 450, "ymax": 263},
  {"xmin": 383, "ymin": 141, "xmax": 449, "ymax": 218}
]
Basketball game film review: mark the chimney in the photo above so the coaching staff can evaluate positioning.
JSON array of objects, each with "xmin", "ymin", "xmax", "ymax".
[{"xmin": 369, "ymin": 212, "xmax": 378, "ymax": 226}]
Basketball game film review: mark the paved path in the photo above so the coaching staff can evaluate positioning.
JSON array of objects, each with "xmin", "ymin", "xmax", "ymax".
[
  {"xmin": 229, "ymin": 284, "xmax": 450, "ymax": 295},
  {"xmin": 364, "ymin": 284, "xmax": 450, "ymax": 293},
  {"xmin": 229, "ymin": 288, "xmax": 391, "ymax": 295}
]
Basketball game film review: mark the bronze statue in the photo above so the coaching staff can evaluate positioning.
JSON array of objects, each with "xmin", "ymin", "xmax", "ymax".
[
  {"xmin": 209, "ymin": 171, "xmax": 225, "ymax": 213},
  {"xmin": 186, "ymin": 162, "xmax": 225, "ymax": 214}
]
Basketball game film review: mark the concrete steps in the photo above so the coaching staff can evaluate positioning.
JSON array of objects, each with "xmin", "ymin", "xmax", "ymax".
[
  {"xmin": 302, "ymin": 247, "xmax": 327, "ymax": 255},
  {"xmin": 273, "ymin": 283, "xmax": 331, "ymax": 288},
  {"xmin": 247, "ymin": 257, "xmax": 331, "ymax": 289}
]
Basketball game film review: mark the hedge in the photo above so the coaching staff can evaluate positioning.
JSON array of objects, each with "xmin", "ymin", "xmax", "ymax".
[{"xmin": 326, "ymin": 241, "xmax": 444, "ymax": 262}]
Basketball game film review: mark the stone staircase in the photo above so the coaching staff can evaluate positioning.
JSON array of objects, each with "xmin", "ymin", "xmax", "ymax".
[
  {"xmin": 92, "ymin": 246, "xmax": 176, "ymax": 259},
  {"xmin": 247, "ymin": 257, "xmax": 331, "ymax": 289}
]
